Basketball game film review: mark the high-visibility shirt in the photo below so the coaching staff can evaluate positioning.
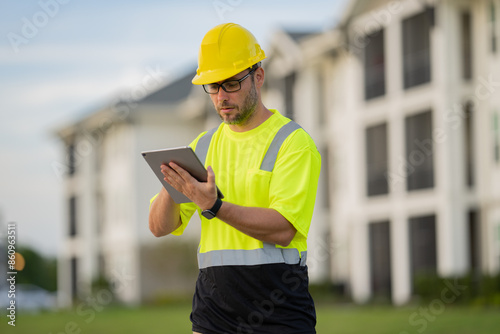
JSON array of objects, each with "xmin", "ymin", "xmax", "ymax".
[{"xmin": 171, "ymin": 109, "xmax": 321, "ymax": 267}]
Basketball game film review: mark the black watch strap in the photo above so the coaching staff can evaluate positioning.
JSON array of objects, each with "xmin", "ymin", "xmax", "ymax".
[
  {"xmin": 201, "ymin": 197, "xmax": 223, "ymax": 219},
  {"xmin": 209, "ymin": 197, "xmax": 223, "ymax": 215}
]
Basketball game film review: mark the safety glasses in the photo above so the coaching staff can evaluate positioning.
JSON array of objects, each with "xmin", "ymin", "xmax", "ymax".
[{"xmin": 202, "ymin": 67, "xmax": 257, "ymax": 94}]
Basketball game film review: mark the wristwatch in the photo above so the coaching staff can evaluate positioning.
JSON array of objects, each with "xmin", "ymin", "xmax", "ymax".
[{"xmin": 201, "ymin": 198, "xmax": 223, "ymax": 219}]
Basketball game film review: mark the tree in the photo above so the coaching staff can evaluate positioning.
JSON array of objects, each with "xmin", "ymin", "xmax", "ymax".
[{"xmin": 16, "ymin": 246, "xmax": 57, "ymax": 292}]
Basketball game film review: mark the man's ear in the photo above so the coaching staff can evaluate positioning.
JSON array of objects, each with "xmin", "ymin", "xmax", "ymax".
[{"xmin": 254, "ymin": 67, "xmax": 265, "ymax": 89}]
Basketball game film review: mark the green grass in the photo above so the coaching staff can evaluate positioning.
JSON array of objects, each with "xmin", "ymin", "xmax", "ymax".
[
  {"xmin": 316, "ymin": 304, "xmax": 500, "ymax": 334},
  {"xmin": 2, "ymin": 304, "xmax": 191, "ymax": 334},
  {"xmin": 2, "ymin": 303, "xmax": 499, "ymax": 334}
]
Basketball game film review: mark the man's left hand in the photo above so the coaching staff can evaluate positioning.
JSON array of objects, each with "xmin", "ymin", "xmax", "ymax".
[{"xmin": 161, "ymin": 162, "xmax": 218, "ymax": 210}]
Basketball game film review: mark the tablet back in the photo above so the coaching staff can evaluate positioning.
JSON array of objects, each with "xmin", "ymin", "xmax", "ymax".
[{"xmin": 141, "ymin": 146, "xmax": 207, "ymax": 204}]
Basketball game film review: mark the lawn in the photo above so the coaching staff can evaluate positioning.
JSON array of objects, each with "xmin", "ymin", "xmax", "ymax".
[{"xmin": 2, "ymin": 302, "xmax": 499, "ymax": 334}]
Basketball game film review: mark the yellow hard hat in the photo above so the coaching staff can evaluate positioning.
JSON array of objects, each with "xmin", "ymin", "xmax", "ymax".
[{"xmin": 192, "ymin": 23, "xmax": 266, "ymax": 85}]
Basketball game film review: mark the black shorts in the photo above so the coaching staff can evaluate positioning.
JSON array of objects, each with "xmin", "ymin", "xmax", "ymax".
[{"xmin": 191, "ymin": 263, "xmax": 316, "ymax": 334}]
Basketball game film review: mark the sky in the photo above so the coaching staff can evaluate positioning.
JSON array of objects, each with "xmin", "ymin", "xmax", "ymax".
[{"xmin": 0, "ymin": 0, "xmax": 348, "ymax": 257}]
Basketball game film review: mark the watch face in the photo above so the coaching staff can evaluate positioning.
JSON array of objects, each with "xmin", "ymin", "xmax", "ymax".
[{"xmin": 202, "ymin": 210, "xmax": 215, "ymax": 219}]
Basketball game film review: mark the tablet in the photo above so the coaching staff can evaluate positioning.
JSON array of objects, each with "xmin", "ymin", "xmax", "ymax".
[{"xmin": 142, "ymin": 146, "xmax": 223, "ymax": 204}]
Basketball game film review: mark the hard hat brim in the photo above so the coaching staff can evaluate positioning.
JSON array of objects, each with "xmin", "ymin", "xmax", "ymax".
[{"xmin": 191, "ymin": 57, "xmax": 265, "ymax": 85}]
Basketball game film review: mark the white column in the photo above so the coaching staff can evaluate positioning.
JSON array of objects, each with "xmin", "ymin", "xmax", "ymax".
[{"xmin": 386, "ymin": 4, "xmax": 412, "ymax": 305}]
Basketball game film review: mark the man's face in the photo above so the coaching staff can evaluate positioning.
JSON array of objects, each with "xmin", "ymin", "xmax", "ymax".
[{"xmin": 209, "ymin": 69, "xmax": 258, "ymax": 126}]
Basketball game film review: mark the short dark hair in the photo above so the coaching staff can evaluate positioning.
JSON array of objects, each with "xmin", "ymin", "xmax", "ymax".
[{"xmin": 249, "ymin": 62, "xmax": 261, "ymax": 83}]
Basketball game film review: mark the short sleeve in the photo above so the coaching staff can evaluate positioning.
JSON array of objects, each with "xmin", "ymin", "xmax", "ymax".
[
  {"xmin": 268, "ymin": 130, "xmax": 321, "ymax": 239},
  {"xmin": 172, "ymin": 202, "xmax": 198, "ymax": 235},
  {"xmin": 148, "ymin": 193, "xmax": 197, "ymax": 236},
  {"xmin": 148, "ymin": 131, "xmax": 208, "ymax": 236}
]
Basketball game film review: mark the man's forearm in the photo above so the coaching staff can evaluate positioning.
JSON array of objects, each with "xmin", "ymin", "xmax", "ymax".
[
  {"xmin": 149, "ymin": 188, "xmax": 182, "ymax": 237},
  {"xmin": 216, "ymin": 202, "xmax": 296, "ymax": 247},
  {"xmin": 161, "ymin": 162, "xmax": 296, "ymax": 245}
]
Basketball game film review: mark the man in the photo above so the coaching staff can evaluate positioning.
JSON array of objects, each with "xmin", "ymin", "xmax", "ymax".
[{"xmin": 149, "ymin": 23, "xmax": 321, "ymax": 334}]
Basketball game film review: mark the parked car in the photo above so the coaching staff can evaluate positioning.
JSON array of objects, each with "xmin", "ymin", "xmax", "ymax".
[{"xmin": 0, "ymin": 283, "xmax": 56, "ymax": 312}]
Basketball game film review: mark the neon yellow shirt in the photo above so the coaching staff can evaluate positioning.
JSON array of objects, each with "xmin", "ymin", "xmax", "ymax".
[{"xmin": 168, "ymin": 109, "xmax": 321, "ymax": 256}]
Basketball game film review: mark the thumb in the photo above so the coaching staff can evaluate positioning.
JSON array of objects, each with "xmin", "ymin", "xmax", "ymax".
[{"xmin": 207, "ymin": 166, "xmax": 216, "ymax": 186}]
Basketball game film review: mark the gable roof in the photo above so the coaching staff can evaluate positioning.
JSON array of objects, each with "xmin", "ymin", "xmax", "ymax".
[
  {"xmin": 138, "ymin": 69, "xmax": 196, "ymax": 105},
  {"xmin": 286, "ymin": 31, "xmax": 319, "ymax": 43},
  {"xmin": 54, "ymin": 67, "xmax": 199, "ymax": 140},
  {"xmin": 338, "ymin": 0, "xmax": 392, "ymax": 27}
]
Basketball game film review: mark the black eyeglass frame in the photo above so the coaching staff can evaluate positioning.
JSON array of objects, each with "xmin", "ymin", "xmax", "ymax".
[{"xmin": 202, "ymin": 67, "xmax": 257, "ymax": 94}]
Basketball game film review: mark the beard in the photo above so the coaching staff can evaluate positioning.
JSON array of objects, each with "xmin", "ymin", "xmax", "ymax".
[{"xmin": 216, "ymin": 81, "xmax": 258, "ymax": 125}]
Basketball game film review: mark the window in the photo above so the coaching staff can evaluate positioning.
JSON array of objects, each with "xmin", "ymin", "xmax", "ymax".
[
  {"xmin": 69, "ymin": 196, "xmax": 77, "ymax": 237},
  {"xmin": 364, "ymin": 29, "xmax": 386, "ymax": 100},
  {"xmin": 464, "ymin": 102, "xmax": 474, "ymax": 187},
  {"xmin": 405, "ymin": 111, "xmax": 434, "ymax": 191},
  {"xmin": 96, "ymin": 192, "xmax": 104, "ymax": 234},
  {"xmin": 284, "ymin": 72, "xmax": 296, "ymax": 120},
  {"xmin": 491, "ymin": 2, "xmax": 498, "ymax": 53},
  {"xmin": 369, "ymin": 221, "xmax": 392, "ymax": 299},
  {"xmin": 366, "ymin": 123, "xmax": 389, "ymax": 196},
  {"xmin": 409, "ymin": 215, "xmax": 437, "ymax": 287},
  {"xmin": 494, "ymin": 111, "xmax": 500, "ymax": 163},
  {"xmin": 461, "ymin": 11, "xmax": 473, "ymax": 80},
  {"xmin": 402, "ymin": 11, "xmax": 432, "ymax": 89},
  {"xmin": 98, "ymin": 254, "xmax": 107, "ymax": 282},
  {"xmin": 320, "ymin": 146, "xmax": 331, "ymax": 208},
  {"xmin": 317, "ymin": 66, "xmax": 326, "ymax": 126},
  {"xmin": 68, "ymin": 144, "xmax": 76, "ymax": 176},
  {"xmin": 468, "ymin": 210, "xmax": 481, "ymax": 273},
  {"xmin": 70, "ymin": 257, "xmax": 78, "ymax": 300}
]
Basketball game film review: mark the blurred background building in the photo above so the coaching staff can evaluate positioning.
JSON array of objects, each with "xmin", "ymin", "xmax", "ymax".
[
  {"xmin": 54, "ymin": 71, "xmax": 214, "ymax": 306},
  {"xmin": 323, "ymin": 0, "xmax": 500, "ymax": 305},
  {"xmin": 55, "ymin": 0, "xmax": 500, "ymax": 307}
]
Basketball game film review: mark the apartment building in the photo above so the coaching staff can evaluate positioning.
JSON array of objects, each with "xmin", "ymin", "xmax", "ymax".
[{"xmin": 265, "ymin": 0, "xmax": 500, "ymax": 304}]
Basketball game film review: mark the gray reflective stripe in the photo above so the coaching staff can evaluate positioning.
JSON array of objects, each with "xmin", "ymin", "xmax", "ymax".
[
  {"xmin": 198, "ymin": 243, "xmax": 307, "ymax": 269},
  {"xmin": 195, "ymin": 121, "xmax": 301, "ymax": 170},
  {"xmin": 260, "ymin": 121, "xmax": 302, "ymax": 172},
  {"xmin": 195, "ymin": 127, "xmax": 217, "ymax": 165}
]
